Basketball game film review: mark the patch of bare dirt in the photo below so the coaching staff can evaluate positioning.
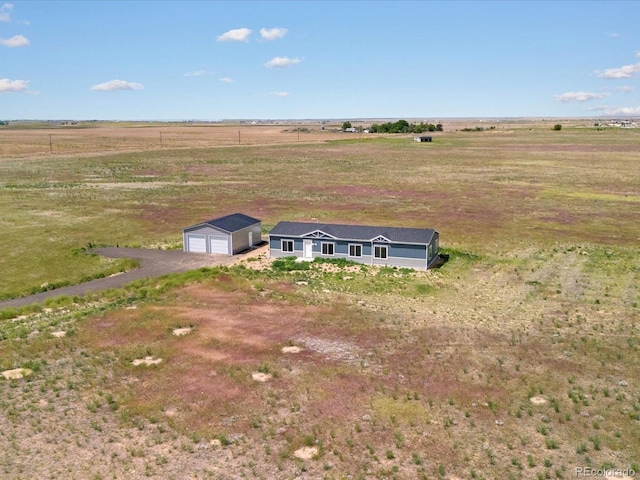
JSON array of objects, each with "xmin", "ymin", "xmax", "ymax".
[
  {"xmin": 251, "ymin": 372, "xmax": 272, "ymax": 382},
  {"xmin": 293, "ymin": 446, "xmax": 318, "ymax": 459},
  {"xmin": 172, "ymin": 327, "xmax": 193, "ymax": 336},
  {"xmin": 132, "ymin": 356, "xmax": 162, "ymax": 366},
  {"xmin": 1, "ymin": 368, "xmax": 33, "ymax": 379},
  {"xmin": 281, "ymin": 346, "xmax": 303, "ymax": 353}
]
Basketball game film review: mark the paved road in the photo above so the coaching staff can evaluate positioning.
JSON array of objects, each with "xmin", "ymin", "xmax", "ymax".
[{"xmin": 0, "ymin": 247, "xmax": 238, "ymax": 309}]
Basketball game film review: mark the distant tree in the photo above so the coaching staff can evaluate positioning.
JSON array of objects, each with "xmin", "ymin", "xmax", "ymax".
[
  {"xmin": 0, "ymin": 121, "xmax": 7, "ymax": 126},
  {"xmin": 342, "ymin": 121, "xmax": 352, "ymax": 130},
  {"xmin": 436, "ymin": 123, "xmax": 443, "ymax": 131},
  {"xmin": 553, "ymin": 124, "xmax": 562, "ymax": 131}
]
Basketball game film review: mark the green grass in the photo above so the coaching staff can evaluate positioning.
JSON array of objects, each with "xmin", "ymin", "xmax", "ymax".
[
  {"xmin": 0, "ymin": 124, "xmax": 639, "ymax": 479},
  {"xmin": 1, "ymin": 126, "xmax": 639, "ymax": 298}
]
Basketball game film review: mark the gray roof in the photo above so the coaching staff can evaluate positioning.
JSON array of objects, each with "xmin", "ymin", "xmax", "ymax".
[
  {"xmin": 185, "ymin": 213, "xmax": 260, "ymax": 233},
  {"xmin": 269, "ymin": 221, "xmax": 436, "ymax": 244}
]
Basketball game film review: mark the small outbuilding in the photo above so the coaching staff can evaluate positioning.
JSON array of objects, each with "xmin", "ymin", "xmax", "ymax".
[
  {"xmin": 414, "ymin": 135, "xmax": 433, "ymax": 142},
  {"xmin": 183, "ymin": 213, "xmax": 261, "ymax": 255}
]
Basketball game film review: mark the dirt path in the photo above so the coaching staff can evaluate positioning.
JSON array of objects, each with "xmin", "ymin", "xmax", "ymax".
[{"xmin": 0, "ymin": 246, "xmax": 266, "ymax": 309}]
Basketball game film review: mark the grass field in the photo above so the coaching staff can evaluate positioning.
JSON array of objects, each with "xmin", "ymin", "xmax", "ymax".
[{"xmin": 0, "ymin": 122, "xmax": 638, "ymax": 479}]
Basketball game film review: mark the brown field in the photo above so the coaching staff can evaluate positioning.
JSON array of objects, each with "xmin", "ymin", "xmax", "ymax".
[
  {"xmin": 0, "ymin": 122, "xmax": 354, "ymax": 157},
  {"xmin": 0, "ymin": 118, "xmax": 587, "ymax": 157},
  {"xmin": 0, "ymin": 120, "xmax": 639, "ymax": 479}
]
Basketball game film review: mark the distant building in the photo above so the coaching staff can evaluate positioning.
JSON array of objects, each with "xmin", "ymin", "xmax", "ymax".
[{"xmin": 414, "ymin": 135, "xmax": 433, "ymax": 142}]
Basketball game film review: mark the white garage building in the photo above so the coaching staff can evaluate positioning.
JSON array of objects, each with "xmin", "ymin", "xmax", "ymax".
[{"xmin": 183, "ymin": 213, "xmax": 262, "ymax": 255}]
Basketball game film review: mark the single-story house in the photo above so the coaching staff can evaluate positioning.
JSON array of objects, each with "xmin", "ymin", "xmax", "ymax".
[
  {"xmin": 269, "ymin": 221, "xmax": 439, "ymax": 270},
  {"xmin": 414, "ymin": 135, "xmax": 433, "ymax": 142},
  {"xmin": 183, "ymin": 213, "xmax": 261, "ymax": 255}
]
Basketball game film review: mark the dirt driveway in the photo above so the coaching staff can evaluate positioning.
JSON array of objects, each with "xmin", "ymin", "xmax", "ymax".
[{"xmin": 0, "ymin": 246, "xmax": 266, "ymax": 309}]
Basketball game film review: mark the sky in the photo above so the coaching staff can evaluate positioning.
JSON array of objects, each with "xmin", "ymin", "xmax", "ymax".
[{"xmin": 1, "ymin": 1, "xmax": 640, "ymax": 120}]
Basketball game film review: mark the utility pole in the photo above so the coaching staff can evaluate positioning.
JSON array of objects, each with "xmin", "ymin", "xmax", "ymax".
[
  {"xmin": 160, "ymin": 132, "xmax": 163, "ymax": 148},
  {"xmin": 238, "ymin": 130, "xmax": 241, "ymax": 145},
  {"xmin": 49, "ymin": 134, "xmax": 53, "ymax": 154}
]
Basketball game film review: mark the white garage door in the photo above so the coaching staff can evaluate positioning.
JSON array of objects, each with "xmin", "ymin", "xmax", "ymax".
[
  {"xmin": 209, "ymin": 235, "xmax": 228, "ymax": 254},
  {"xmin": 187, "ymin": 235, "xmax": 207, "ymax": 253}
]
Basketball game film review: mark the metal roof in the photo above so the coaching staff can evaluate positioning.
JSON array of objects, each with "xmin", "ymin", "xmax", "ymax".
[
  {"xmin": 186, "ymin": 213, "xmax": 261, "ymax": 233},
  {"xmin": 269, "ymin": 221, "xmax": 436, "ymax": 244}
]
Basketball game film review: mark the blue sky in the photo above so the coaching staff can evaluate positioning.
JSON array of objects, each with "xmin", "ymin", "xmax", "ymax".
[{"xmin": 2, "ymin": 1, "xmax": 639, "ymax": 120}]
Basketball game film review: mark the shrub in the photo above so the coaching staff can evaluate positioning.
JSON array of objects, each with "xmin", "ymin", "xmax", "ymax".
[
  {"xmin": 312, "ymin": 257, "xmax": 359, "ymax": 268},
  {"xmin": 271, "ymin": 257, "xmax": 310, "ymax": 272}
]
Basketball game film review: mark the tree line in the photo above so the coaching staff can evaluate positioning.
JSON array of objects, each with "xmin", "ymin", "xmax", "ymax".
[{"xmin": 368, "ymin": 120, "xmax": 443, "ymax": 133}]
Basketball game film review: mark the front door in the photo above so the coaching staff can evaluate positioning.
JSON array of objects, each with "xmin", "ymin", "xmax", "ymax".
[{"xmin": 303, "ymin": 240, "xmax": 313, "ymax": 259}]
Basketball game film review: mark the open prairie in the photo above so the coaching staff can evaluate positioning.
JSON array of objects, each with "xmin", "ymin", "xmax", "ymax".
[
  {"xmin": 0, "ymin": 121, "xmax": 638, "ymax": 479},
  {"xmin": 0, "ymin": 122, "xmax": 351, "ymax": 157}
]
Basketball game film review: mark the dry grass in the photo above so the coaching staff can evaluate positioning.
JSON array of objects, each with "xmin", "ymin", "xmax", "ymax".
[
  {"xmin": 0, "ymin": 121, "xmax": 639, "ymax": 478},
  {"xmin": 1, "ymin": 250, "xmax": 637, "ymax": 478},
  {"xmin": 0, "ymin": 122, "xmax": 350, "ymax": 157}
]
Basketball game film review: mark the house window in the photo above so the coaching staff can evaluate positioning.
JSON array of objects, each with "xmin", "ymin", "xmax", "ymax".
[
  {"xmin": 349, "ymin": 244, "xmax": 362, "ymax": 257},
  {"xmin": 374, "ymin": 246, "xmax": 388, "ymax": 259},
  {"xmin": 282, "ymin": 240, "xmax": 294, "ymax": 252},
  {"xmin": 321, "ymin": 242, "xmax": 334, "ymax": 256}
]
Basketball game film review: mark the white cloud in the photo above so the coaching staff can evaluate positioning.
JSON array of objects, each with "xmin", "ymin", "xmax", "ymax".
[
  {"xmin": 218, "ymin": 77, "xmax": 234, "ymax": 83},
  {"xmin": 554, "ymin": 91, "xmax": 609, "ymax": 103},
  {"xmin": 260, "ymin": 27, "xmax": 287, "ymax": 41},
  {"xmin": 597, "ymin": 63, "xmax": 640, "ymax": 79},
  {"xmin": 0, "ymin": 78, "xmax": 28, "ymax": 93},
  {"xmin": 616, "ymin": 86, "xmax": 634, "ymax": 93},
  {"xmin": 270, "ymin": 91, "xmax": 289, "ymax": 97},
  {"xmin": 0, "ymin": 34, "xmax": 28, "ymax": 47},
  {"xmin": 605, "ymin": 32, "xmax": 620, "ymax": 38},
  {"xmin": 184, "ymin": 70, "xmax": 207, "ymax": 77},
  {"xmin": 217, "ymin": 28, "xmax": 251, "ymax": 42},
  {"xmin": 0, "ymin": 3, "xmax": 13, "ymax": 22},
  {"xmin": 602, "ymin": 105, "xmax": 640, "ymax": 115},
  {"xmin": 636, "ymin": 51, "xmax": 640, "ymax": 58},
  {"xmin": 265, "ymin": 56, "xmax": 301, "ymax": 69},
  {"xmin": 90, "ymin": 80, "xmax": 144, "ymax": 92}
]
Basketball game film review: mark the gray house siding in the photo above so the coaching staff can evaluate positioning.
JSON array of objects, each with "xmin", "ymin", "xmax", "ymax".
[
  {"xmin": 427, "ymin": 231, "xmax": 440, "ymax": 267},
  {"xmin": 389, "ymin": 243, "xmax": 426, "ymax": 259},
  {"xmin": 269, "ymin": 236, "xmax": 303, "ymax": 257},
  {"xmin": 268, "ymin": 222, "xmax": 439, "ymax": 270}
]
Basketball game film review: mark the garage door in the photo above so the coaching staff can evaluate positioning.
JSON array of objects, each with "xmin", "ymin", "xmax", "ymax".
[
  {"xmin": 187, "ymin": 235, "xmax": 206, "ymax": 253},
  {"xmin": 209, "ymin": 235, "xmax": 228, "ymax": 254}
]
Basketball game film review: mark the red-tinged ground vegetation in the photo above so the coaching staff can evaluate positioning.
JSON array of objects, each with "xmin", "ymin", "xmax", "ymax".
[{"xmin": 0, "ymin": 121, "xmax": 639, "ymax": 479}]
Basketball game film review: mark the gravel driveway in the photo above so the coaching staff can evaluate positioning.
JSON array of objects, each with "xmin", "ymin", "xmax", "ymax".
[{"xmin": 0, "ymin": 247, "xmax": 255, "ymax": 309}]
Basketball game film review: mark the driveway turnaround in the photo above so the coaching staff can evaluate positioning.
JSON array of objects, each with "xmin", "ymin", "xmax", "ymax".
[{"xmin": 0, "ymin": 247, "xmax": 242, "ymax": 309}]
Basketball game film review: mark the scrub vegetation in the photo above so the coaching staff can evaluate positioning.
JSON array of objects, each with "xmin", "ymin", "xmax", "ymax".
[{"xmin": 0, "ymin": 121, "xmax": 638, "ymax": 479}]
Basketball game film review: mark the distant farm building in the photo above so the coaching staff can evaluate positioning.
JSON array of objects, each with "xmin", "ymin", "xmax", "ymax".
[
  {"xmin": 269, "ymin": 221, "xmax": 440, "ymax": 270},
  {"xmin": 183, "ymin": 213, "xmax": 261, "ymax": 255},
  {"xmin": 414, "ymin": 135, "xmax": 433, "ymax": 142}
]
